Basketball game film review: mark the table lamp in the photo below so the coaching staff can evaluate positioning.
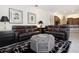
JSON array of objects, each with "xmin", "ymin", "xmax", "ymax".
[
  {"xmin": 0, "ymin": 16, "xmax": 9, "ymax": 30},
  {"xmin": 38, "ymin": 21, "xmax": 43, "ymax": 28}
]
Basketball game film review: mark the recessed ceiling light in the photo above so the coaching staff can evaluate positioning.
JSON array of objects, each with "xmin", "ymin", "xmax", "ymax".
[
  {"xmin": 71, "ymin": 10, "xmax": 74, "ymax": 13},
  {"xmin": 63, "ymin": 11, "xmax": 67, "ymax": 13},
  {"xmin": 35, "ymin": 5, "xmax": 38, "ymax": 7}
]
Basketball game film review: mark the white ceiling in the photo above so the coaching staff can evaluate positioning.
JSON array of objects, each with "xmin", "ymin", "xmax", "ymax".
[{"xmin": 37, "ymin": 5, "xmax": 79, "ymax": 15}]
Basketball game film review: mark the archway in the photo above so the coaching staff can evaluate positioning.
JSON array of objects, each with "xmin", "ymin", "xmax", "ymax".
[{"xmin": 54, "ymin": 16, "xmax": 60, "ymax": 25}]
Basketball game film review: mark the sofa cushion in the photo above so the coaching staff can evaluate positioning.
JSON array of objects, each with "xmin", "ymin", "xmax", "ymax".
[
  {"xmin": 15, "ymin": 29, "xmax": 26, "ymax": 35},
  {"xmin": 53, "ymin": 31, "xmax": 65, "ymax": 36}
]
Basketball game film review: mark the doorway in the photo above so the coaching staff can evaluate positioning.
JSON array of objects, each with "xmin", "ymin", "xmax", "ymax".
[{"xmin": 54, "ymin": 16, "xmax": 60, "ymax": 25}]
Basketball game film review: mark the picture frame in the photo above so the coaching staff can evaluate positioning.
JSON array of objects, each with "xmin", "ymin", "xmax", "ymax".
[
  {"xmin": 27, "ymin": 12, "xmax": 36, "ymax": 24},
  {"xmin": 9, "ymin": 8, "xmax": 23, "ymax": 24}
]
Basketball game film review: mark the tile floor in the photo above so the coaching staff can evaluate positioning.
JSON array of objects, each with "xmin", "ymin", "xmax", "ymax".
[{"xmin": 68, "ymin": 32, "xmax": 79, "ymax": 53}]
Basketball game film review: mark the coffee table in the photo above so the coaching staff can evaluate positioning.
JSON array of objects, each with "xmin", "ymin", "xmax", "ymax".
[{"xmin": 30, "ymin": 34, "xmax": 55, "ymax": 53}]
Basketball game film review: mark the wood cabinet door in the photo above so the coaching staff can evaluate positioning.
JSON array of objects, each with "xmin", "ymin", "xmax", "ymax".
[
  {"xmin": 67, "ymin": 18, "xmax": 73, "ymax": 25},
  {"xmin": 67, "ymin": 18, "xmax": 79, "ymax": 25}
]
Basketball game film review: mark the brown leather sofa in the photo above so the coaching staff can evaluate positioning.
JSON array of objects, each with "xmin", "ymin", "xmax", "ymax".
[{"xmin": 12, "ymin": 26, "xmax": 40, "ymax": 42}]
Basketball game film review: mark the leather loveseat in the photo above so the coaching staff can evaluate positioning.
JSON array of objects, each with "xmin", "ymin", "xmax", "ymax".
[{"xmin": 45, "ymin": 25, "xmax": 70, "ymax": 41}]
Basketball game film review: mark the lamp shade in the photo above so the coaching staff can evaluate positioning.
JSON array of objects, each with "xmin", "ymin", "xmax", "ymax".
[
  {"xmin": 0, "ymin": 16, "xmax": 9, "ymax": 22},
  {"xmin": 38, "ymin": 21, "xmax": 43, "ymax": 24}
]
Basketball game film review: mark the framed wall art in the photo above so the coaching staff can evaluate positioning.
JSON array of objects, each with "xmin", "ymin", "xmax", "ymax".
[
  {"xmin": 9, "ymin": 8, "xmax": 23, "ymax": 24},
  {"xmin": 27, "ymin": 12, "xmax": 36, "ymax": 24}
]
